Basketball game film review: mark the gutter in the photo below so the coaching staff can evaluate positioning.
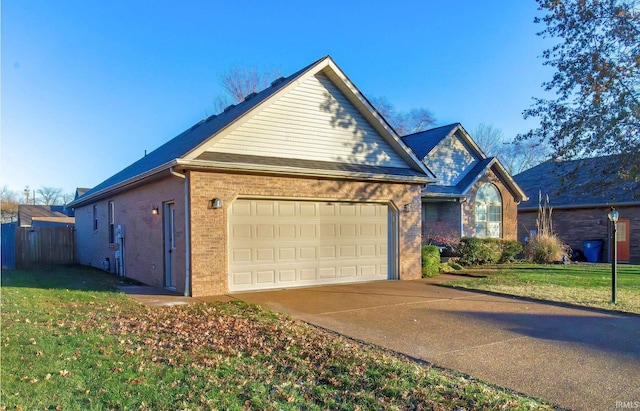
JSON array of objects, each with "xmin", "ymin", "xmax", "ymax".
[
  {"xmin": 69, "ymin": 160, "xmax": 179, "ymax": 208},
  {"xmin": 176, "ymin": 159, "xmax": 434, "ymax": 184}
]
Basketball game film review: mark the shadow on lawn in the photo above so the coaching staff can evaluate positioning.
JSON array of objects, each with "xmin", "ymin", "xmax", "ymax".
[{"xmin": 0, "ymin": 264, "xmax": 140, "ymax": 292}]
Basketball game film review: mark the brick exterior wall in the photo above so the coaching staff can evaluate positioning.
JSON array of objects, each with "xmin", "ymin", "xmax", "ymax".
[
  {"xmin": 423, "ymin": 167, "xmax": 519, "ymax": 244},
  {"xmin": 75, "ymin": 176, "xmax": 187, "ymax": 290},
  {"xmin": 189, "ymin": 170, "xmax": 423, "ymax": 297},
  {"xmin": 518, "ymin": 205, "xmax": 640, "ymax": 263}
]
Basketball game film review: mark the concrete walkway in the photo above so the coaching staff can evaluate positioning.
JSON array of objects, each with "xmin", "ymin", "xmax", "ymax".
[{"xmin": 121, "ymin": 276, "xmax": 640, "ymax": 411}]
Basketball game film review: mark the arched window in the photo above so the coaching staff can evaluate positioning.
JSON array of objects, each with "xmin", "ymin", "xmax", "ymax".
[{"xmin": 475, "ymin": 184, "xmax": 502, "ymax": 238}]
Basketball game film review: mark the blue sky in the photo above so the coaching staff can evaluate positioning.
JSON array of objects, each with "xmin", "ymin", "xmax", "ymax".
[{"xmin": 1, "ymin": 1, "xmax": 553, "ymax": 197}]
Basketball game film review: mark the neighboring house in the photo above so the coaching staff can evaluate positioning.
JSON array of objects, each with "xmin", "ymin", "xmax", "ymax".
[
  {"xmin": 18, "ymin": 204, "xmax": 75, "ymax": 228},
  {"xmin": 69, "ymin": 56, "xmax": 435, "ymax": 297},
  {"xmin": 514, "ymin": 157, "xmax": 640, "ymax": 263},
  {"xmin": 402, "ymin": 123, "xmax": 527, "ymax": 244},
  {"xmin": 2, "ymin": 205, "xmax": 75, "ymax": 269}
]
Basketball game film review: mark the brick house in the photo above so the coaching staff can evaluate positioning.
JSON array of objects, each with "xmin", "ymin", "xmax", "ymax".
[
  {"xmin": 514, "ymin": 157, "xmax": 640, "ymax": 264},
  {"xmin": 69, "ymin": 56, "xmax": 435, "ymax": 296},
  {"xmin": 402, "ymin": 124, "xmax": 527, "ymax": 244}
]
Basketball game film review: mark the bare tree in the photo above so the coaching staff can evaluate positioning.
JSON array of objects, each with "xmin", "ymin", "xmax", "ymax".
[
  {"xmin": 472, "ymin": 123, "xmax": 548, "ymax": 175},
  {"xmin": 369, "ymin": 96, "xmax": 435, "ymax": 136},
  {"xmin": 36, "ymin": 187, "xmax": 63, "ymax": 205},
  {"xmin": 472, "ymin": 123, "xmax": 505, "ymax": 157},
  {"xmin": 62, "ymin": 192, "xmax": 75, "ymax": 205},
  {"xmin": 1, "ymin": 186, "xmax": 20, "ymax": 223},
  {"xmin": 500, "ymin": 140, "xmax": 550, "ymax": 175},
  {"xmin": 213, "ymin": 66, "xmax": 282, "ymax": 113}
]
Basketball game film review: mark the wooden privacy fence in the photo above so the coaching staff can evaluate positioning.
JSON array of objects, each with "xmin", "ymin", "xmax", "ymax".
[{"xmin": 15, "ymin": 227, "xmax": 76, "ymax": 268}]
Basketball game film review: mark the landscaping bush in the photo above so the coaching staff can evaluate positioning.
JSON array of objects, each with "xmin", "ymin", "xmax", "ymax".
[
  {"xmin": 457, "ymin": 238, "xmax": 502, "ymax": 266},
  {"xmin": 524, "ymin": 232, "xmax": 570, "ymax": 263},
  {"xmin": 421, "ymin": 245, "xmax": 441, "ymax": 278},
  {"xmin": 456, "ymin": 238, "xmax": 524, "ymax": 266},
  {"xmin": 499, "ymin": 240, "xmax": 523, "ymax": 263}
]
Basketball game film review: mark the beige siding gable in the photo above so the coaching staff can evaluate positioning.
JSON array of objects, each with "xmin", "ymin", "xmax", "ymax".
[
  {"xmin": 201, "ymin": 73, "xmax": 410, "ymax": 169},
  {"xmin": 427, "ymin": 132, "xmax": 479, "ymax": 186}
]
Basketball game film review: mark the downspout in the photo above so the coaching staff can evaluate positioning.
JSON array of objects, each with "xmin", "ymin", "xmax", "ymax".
[{"xmin": 170, "ymin": 167, "xmax": 191, "ymax": 297}]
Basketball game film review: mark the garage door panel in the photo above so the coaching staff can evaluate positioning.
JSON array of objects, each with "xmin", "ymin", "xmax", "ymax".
[
  {"xmin": 299, "ymin": 225, "xmax": 316, "ymax": 237},
  {"xmin": 279, "ymin": 269, "xmax": 296, "ymax": 282},
  {"xmin": 319, "ymin": 246, "xmax": 336, "ymax": 258},
  {"xmin": 257, "ymin": 270, "xmax": 275, "ymax": 284},
  {"xmin": 299, "ymin": 247, "xmax": 316, "ymax": 259},
  {"xmin": 279, "ymin": 248, "xmax": 296, "ymax": 260},
  {"xmin": 232, "ymin": 224, "xmax": 252, "ymax": 239},
  {"xmin": 229, "ymin": 199, "xmax": 389, "ymax": 292},
  {"xmin": 300, "ymin": 203, "xmax": 316, "ymax": 216},
  {"xmin": 256, "ymin": 248, "xmax": 275, "ymax": 262},
  {"xmin": 278, "ymin": 224, "xmax": 296, "ymax": 238}
]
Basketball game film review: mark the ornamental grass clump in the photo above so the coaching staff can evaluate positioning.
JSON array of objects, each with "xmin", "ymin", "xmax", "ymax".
[{"xmin": 524, "ymin": 192, "xmax": 570, "ymax": 263}]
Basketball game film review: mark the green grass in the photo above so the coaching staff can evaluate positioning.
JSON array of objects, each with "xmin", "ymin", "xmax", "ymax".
[
  {"xmin": 441, "ymin": 263, "xmax": 640, "ymax": 314},
  {"xmin": 1, "ymin": 266, "xmax": 560, "ymax": 410}
]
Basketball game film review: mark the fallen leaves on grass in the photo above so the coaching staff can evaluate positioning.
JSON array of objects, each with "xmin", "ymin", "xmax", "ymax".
[{"xmin": 96, "ymin": 302, "xmax": 552, "ymax": 410}]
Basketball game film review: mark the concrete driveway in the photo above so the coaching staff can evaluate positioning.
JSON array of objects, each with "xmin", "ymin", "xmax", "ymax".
[{"xmin": 229, "ymin": 276, "xmax": 640, "ymax": 411}]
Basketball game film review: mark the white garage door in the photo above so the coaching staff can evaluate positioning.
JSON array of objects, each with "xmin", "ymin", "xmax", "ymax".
[{"xmin": 229, "ymin": 199, "xmax": 390, "ymax": 292}]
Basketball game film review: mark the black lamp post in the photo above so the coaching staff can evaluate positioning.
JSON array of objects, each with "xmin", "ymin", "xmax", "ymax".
[{"xmin": 608, "ymin": 208, "xmax": 619, "ymax": 304}]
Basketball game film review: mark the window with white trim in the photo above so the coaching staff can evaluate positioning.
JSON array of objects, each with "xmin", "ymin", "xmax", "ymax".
[{"xmin": 475, "ymin": 184, "xmax": 502, "ymax": 238}]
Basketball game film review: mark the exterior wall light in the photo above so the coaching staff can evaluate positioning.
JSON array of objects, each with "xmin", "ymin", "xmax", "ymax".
[
  {"xmin": 607, "ymin": 208, "xmax": 619, "ymax": 304},
  {"xmin": 151, "ymin": 206, "xmax": 159, "ymax": 215},
  {"xmin": 209, "ymin": 198, "xmax": 223, "ymax": 209},
  {"xmin": 403, "ymin": 203, "xmax": 413, "ymax": 212}
]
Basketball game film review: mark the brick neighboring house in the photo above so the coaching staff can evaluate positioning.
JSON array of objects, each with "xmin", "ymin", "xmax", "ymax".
[
  {"xmin": 69, "ymin": 56, "xmax": 435, "ymax": 297},
  {"xmin": 514, "ymin": 157, "xmax": 640, "ymax": 263},
  {"xmin": 402, "ymin": 123, "xmax": 527, "ymax": 244}
]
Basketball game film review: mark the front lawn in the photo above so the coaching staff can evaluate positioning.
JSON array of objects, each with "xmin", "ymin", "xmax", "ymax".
[
  {"xmin": 441, "ymin": 263, "xmax": 640, "ymax": 314},
  {"xmin": 0, "ymin": 266, "xmax": 559, "ymax": 410}
]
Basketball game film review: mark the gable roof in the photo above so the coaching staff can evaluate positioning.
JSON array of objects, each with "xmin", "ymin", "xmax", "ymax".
[
  {"xmin": 402, "ymin": 123, "xmax": 486, "ymax": 160},
  {"xmin": 402, "ymin": 124, "xmax": 526, "ymax": 202},
  {"xmin": 70, "ymin": 56, "xmax": 433, "ymax": 208},
  {"xmin": 514, "ymin": 156, "xmax": 640, "ymax": 210}
]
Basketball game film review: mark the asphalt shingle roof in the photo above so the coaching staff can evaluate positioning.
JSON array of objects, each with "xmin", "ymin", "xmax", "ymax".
[
  {"xmin": 72, "ymin": 56, "xmax": 431, "ymax": 207},
  {"xmin": 514, "ymin": 156, "xmax": 640, "ymax": 209},
  {"xmin": 401, "ymin": 123, "xmax": 460, "ymax": 159},
  {"xmin": 73, "ymin": 57, "xmax": 327, "ymax": 205}
]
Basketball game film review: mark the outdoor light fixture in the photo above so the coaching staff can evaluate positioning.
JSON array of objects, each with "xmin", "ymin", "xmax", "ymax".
[
  {"xmin": 608, "ymin": 208, "xmax": 619, "ymax": 304},
  {"xmin": 403, "ymin": 203, "xmax": 413, "ymax": 212},
  {"xmin": 151, "ymin": 206, "xmax": 159, "ymax": 215},
  {"xmin": 209, "ymin": 198, "xmax": 223, "ymax": 209}
]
